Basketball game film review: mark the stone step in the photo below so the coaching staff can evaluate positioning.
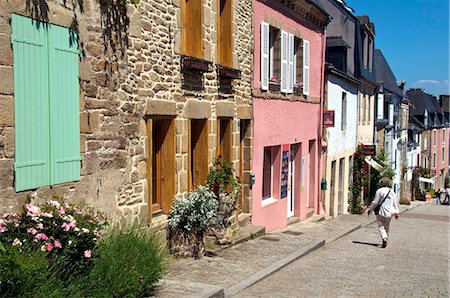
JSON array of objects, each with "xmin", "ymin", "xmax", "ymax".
[{"xmin": 306, "ymin": 208, "xmax": 315, "ymax": 218}]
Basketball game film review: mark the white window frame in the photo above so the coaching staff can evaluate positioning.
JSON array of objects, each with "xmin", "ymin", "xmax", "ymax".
[
  {"xmin": 341, "ymin": 92, "xmax": 347, "ymax": 131},
  {"xmin": 260, "ymin": 22, "xmax": 269, "ymax": 91},
  {"xmin": 303, "ymin": 39, "xmax": 310, "ymax": 96}
]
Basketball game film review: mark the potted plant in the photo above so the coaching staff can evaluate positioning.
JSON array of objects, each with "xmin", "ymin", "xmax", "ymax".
[
  {"xmin": 293, "ymin": 82, "xmax": 303, "ymax": 95},
  {"xmin": 269, "ymin": 76, "xmax": 281, "ymax": 92}
]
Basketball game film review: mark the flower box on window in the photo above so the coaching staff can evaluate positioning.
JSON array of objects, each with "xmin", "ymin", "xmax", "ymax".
[
  {"xmin": 269, "ymin": 82, "xmax": 281, "ymax": 92},
  {"xmin": 181, "ymin": 55, "xmax": 213, "ymax": 72},
  {"xmin": 293, "ymin": 86, "xmax": 303, "ymax": 96}
]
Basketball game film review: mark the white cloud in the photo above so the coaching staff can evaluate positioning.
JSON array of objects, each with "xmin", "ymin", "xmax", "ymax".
[{"xmin": 412, "ymin": 80, "xmax": 449, "ymax": 86}]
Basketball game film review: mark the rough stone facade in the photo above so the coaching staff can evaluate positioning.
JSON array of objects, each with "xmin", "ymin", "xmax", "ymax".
[{"xmin": 0, "ymin": 0, "xmax": 253, "ymax": 226}]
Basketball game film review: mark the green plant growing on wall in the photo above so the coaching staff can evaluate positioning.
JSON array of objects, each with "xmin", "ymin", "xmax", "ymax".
[
  {"xmin": 205, "ymin": 157, "xmax": 242, "ymax": 227},
  {"xmin": 349, "ymin": 146, "xmax": 395, "ymax": 214},
  {"xmin": 411, "ymin": 166, "xmax": 430, "ymax": 201}
]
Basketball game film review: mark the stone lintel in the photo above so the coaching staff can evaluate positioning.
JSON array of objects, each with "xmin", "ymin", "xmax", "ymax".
[
  {"xmin": 216, "ymin": 102, "xmax": 235, "ymax": 118},
  {"xmin": 236, "ymin": 105, "xmax": 252, "ymax": 120},
  {"xmin": 183, "ymin": 100, "xmax": 211, "ymax": 119},
  {"xmin": 145, "ymin": 99, "xmax": 177, "ymax": 116}
]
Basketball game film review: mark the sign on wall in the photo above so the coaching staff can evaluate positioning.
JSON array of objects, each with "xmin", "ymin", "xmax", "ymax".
[
  {"xmin": 323, "ymin": 110, "xmax": 335, "ymax": 128},
  {"xmin": 281, "ymin": 145, "xmax": 290, "ymax": 199}
]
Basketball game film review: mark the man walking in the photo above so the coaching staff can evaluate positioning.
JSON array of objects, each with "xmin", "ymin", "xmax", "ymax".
[{"xmin": 367, "ymin": 177, "xmax": 400, "ymax": 248}]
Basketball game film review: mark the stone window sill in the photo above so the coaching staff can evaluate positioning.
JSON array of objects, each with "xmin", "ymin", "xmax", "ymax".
[{"xmin": 262, "ymin": 196, "xmax": 278, "ymax": 207}]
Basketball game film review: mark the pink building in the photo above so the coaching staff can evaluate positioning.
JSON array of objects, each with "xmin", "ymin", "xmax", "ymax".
[{"xmin": 252, "ymin": 0, "xmax": 329, "ymax": 231}]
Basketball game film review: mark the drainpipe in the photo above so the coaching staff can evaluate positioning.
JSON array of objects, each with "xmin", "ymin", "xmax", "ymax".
[{"xmin": 318, "ymin": 30, "xmax": 327, "ymax": 216}]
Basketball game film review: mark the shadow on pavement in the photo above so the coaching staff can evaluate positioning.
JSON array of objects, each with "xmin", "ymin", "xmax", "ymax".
[{"xmin": 352, "ymin": 240, "xmax": 380, "ymax": 247}]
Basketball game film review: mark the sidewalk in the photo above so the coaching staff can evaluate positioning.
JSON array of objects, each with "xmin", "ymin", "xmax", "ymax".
[{"xmin": 150, "ymin": 200, "xmax": 426, "ymax": 298}]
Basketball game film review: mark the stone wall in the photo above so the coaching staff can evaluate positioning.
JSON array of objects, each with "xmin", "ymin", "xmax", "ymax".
[{"xmin": 0, "ymin": 0, "xmax": 253, "ymax": 226}]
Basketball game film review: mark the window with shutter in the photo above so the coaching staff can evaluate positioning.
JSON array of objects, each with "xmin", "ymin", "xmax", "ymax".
[
  {"xmin": 49, "ymin": 24, "xmax": 81, "ymax": 185},
  {"xmin": 270, "ymin": 27, "xmax": 281, "ymax": 84},
  {"xmin": 12, "ymin": 14, "xmax": 80, "ymax": 192},
  {"xmin": 294, "ymin": 37, "xmax": 303, "ymax": 89},
  {"xmin": 303, "ymin": 40, "xmax": 310, "ymax": 96},
  {"xmin": 12, "ymin": 15, "xmax": 50, "ymax": 191},
  {"xmin": 261, "ymin": 22, "xmax": 269, "ymax": 90},
  {"xmin": 280, "ymin": 30, "xmax": 289, "ymax": 93},
  {"xmin": 218, "ymin": 0, "xmax": 232, "ymax": 67},
  {"xmin": 341, "ymin": 92, "xmax": 347, "ymax": 131},
  {"xmin": 182, "ymin": 0, "xmax": 203, "ymax": 59},
  {"xmin": 288, "ymin": 33, "xmax": 294, "ymax": 93}
]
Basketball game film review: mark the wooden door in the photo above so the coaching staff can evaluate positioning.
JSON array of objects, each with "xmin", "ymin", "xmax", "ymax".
[
  {"xmin": 218, "ymin": 118, "xmax": 232, "ymax": 161},
  {"xmin": 190, "ymin": 119, "xmax": 209, "ymax": 188},
  {"xmin": 238, "ymin": 120, "xmax": 250, "ymax": 210},
  {"xmin": 148, "ymin": 118, "xmax": 176, "ymax": 215}
]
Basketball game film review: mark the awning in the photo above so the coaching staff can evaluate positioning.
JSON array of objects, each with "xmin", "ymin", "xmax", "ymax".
[
  {"xmin": 418, "ymin": 177, "xmax": 435, "ymax": 184},
  {"xmin": 364, "ymin": 156, "xmax": 386, "ymax": 174}
]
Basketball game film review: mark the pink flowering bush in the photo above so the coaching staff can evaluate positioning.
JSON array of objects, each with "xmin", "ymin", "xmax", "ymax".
[{"xmin": 0, "ymin": 200, "xmax": 107, "ymax": 281}]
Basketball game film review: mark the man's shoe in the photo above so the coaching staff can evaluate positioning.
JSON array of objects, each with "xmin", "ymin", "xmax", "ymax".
[{"xmin": 381, "ymin": 239, "xmax": 387, "ymax": 248}]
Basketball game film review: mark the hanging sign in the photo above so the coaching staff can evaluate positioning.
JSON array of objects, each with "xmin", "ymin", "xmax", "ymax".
[{"xmin": 323, "ymin": 110, "xmax": 335, "ymax": 127}]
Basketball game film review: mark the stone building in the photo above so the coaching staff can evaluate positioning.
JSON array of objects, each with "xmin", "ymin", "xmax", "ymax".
[{"xmin": 0, "ymin": 0, "xmax": 253, "ymax": 226}]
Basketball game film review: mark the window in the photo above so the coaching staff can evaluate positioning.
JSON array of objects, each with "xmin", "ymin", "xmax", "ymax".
[
  {"xmin": 362, "ymin": 32, "xmax": 367, "ymax": 68},
  {"xmin": 181, "ymin": 0, "xmax": 203, "ymax": 58},
  {"xmin": 443, "ymin": 129, "xmax": 446, "ymax": 143},
  {"xmin": 217, "ymin": 0, "xmax": 232, "ymax": 67},
  {"xmin": 148, "ymin": 118, "xmax": 176, "ymax": 214},
  {"xmin": 217, "ymin": 118, "xmax": 232, "ymax": 161},
  {"xmin": 293, "ymin": 37, "xmax": 303, "ymax": 88},
  {"xmin": 260, "ymin": 22, "xmax": 309, "ymax": 94},
  {"xmin": 394, "ymin": 149, "xmax": 397, "ymax": 170},
  {"xmin": 368, "ymin": 37, "xmax": 373, "ymax": 70},
  {"xmin": 326, "ymin": 46, "xmax": 347, "ymax": 73},
  {"xmin": 190, "ymin": 120, "xmax": 209, "ymax": 188},
  {"xmin": 433, "ymin": 153, "xmax": 436, "ymax": 167},
  {"xmin": 12, "ymin": 14, "xmax": 80, "ymax": 192},
  {"xmin": 442, "ymin": 147, "xmax": 445, "ymax": 163},
  {"xmin": 433, "ymin": 129, "xmax": 436, "ymax": 146},
  {"xmin": 365, "ymin": 95, "xmax": 370, "ymax": 124},
  {"xmin": 269, "ymin": 27, "xmax": 281, "ymax": 84},
  {"xmin": 262, "ymin": 146, "xmax": 280, "ymax": 200},
  {"xmin": 262, "ymin": 147, "xmax": 272, "ymax": 199},
  {"xmin": 424, "ymin": 136, "xmax": 427, "ymax": 149},
  {"xmin": 341, "ymin": 92, "xmax": 347, "ymax": 131}
]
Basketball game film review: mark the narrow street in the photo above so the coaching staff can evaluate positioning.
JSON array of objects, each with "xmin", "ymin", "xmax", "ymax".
[{"xmin": 237, "ymin": 204, "xmax": 449, "ymax": 297}]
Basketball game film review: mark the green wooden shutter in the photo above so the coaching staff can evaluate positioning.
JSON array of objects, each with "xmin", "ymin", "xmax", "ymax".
[
  {"xmin": 48, "ymin": 24, "xmax": 81, "ymax": 185},
  {"xmin": 12, "ymin": 14, "xmax": 50, "ymax": 191}
]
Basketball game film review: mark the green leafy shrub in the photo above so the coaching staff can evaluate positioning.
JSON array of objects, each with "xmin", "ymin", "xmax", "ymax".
[
  {"xmin": 73, "ymin": 227, "xmax": 168, "ymax": 297},
  {"xmin": 205, "ymin": 157, "xmax": 241, "ymax": 226},
  {"xmin": 0, "ymin": 244, "xmax": 49, "ymax": 297},
  {"xmin": 168, "ymin": 186, "xmax": 220, "ymax": 258}
]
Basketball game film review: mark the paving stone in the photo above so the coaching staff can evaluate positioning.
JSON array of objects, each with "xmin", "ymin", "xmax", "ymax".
[{"xmin": 237, "ymin": 203, "xmax": 448, "ymax": 297}]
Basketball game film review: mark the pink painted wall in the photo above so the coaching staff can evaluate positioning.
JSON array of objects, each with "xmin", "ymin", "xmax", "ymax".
[
  {"xmin": 252, "ymin": 98, "xmax": 321, "ymax": 231},
  {"xmin": 251, "ymin": 1, "xmax": 326, "ymax": 232},
  {"xmin": 253, "ymin": 0, "xmax": 325, "ymax": 98},
  {"xmin": 430, "ymin": 128, "xmax": 449, "ymax": 189}
]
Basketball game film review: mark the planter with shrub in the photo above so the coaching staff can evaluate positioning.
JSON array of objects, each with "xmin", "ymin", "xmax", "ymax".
[{"xmin": 168, "ymin": 158, "xmax": 241, "ymax": 258}]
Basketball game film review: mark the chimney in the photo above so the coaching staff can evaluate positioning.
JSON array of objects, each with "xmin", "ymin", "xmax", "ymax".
[
  {"xmin": 399, "ymin": 80, "xmax": 406, "ymax": 91},
  {"xmin": 439, "ymin": 94, "xmax": 450, "ymax": 112}
]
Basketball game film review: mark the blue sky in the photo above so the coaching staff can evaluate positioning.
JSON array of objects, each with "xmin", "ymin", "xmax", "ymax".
[{"xmin": 346, "ymin": 0, "xmax": 449, "ymax": 97}]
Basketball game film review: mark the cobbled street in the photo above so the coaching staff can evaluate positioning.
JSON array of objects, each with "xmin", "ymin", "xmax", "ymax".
[{"xmin": 237, "ymin": 204, "xmax": 449, "ymax": 297}]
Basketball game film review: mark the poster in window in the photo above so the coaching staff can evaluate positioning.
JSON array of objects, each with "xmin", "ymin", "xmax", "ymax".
[{"xmin": 281, "ymin": 145, "xmax": 289, "ymax": 198}]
